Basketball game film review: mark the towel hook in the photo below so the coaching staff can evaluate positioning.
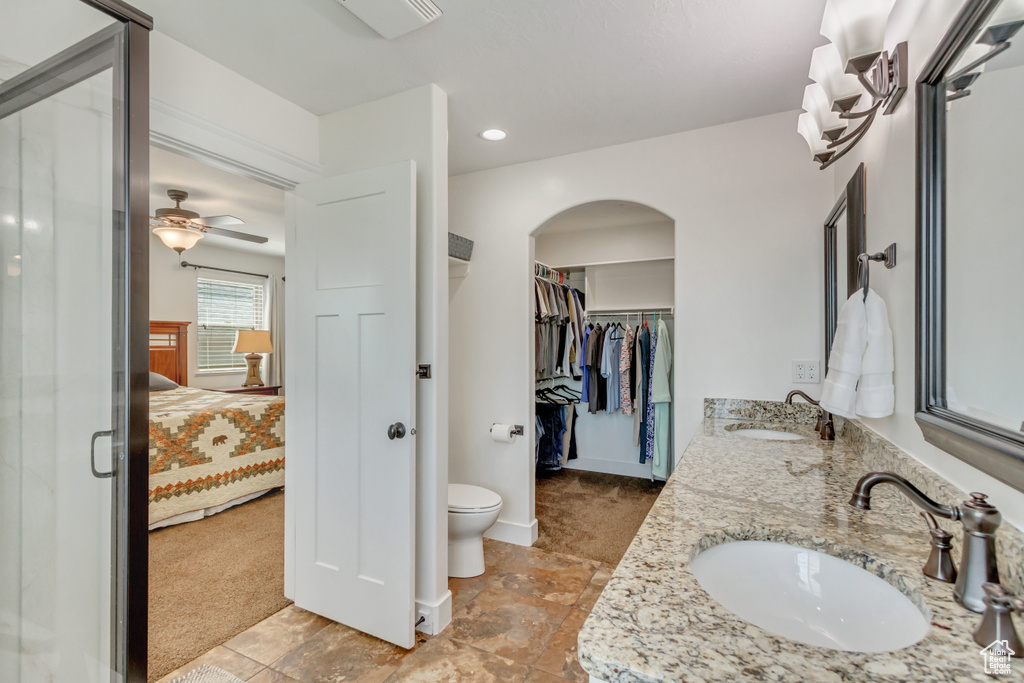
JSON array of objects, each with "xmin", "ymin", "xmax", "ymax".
[{"xmin": 857, "ymin": 243, "xmax": 897, "ymax": 301}]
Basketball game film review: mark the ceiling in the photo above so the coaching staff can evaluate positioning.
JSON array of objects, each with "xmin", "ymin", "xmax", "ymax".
[
  {"xmin": 150, "ymin": 146, "xmax": 287, "ymax": 256},
  {"xmin": 131, "ymin": 0, "xmax": 827, "ymax": 176}
]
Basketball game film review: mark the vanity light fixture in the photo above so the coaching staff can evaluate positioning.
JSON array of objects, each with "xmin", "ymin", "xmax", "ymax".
[
  {"xmin": 798, "ymin": 0, "xmax": 909, "ymax": 169},
  {"xmin": 945, "ymin": 0, "xmax": 1024, "ymax": 102},
  {"xmin": 479, "ymin": 128, "xmax": 507, "ymax": 141}
]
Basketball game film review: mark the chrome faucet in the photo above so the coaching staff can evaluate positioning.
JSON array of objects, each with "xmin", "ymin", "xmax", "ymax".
[
  {"xmin": 848, "ymin": 472, "xmax": 1001, "ymax": 613},
  {"xmin": 784, "ymin": 390, "xmax": 835, "ymax": 441}
]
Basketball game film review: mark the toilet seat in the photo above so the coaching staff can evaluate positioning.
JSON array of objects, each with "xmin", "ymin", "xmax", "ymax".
[{"xmin": 448, "ymin": 483, "xmax": 502, "ymax": 513}]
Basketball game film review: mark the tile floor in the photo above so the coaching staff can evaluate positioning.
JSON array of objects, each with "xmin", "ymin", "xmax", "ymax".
[{"xmin": 156, "ymin": 539, "xmax": 614, "ymax": 683}]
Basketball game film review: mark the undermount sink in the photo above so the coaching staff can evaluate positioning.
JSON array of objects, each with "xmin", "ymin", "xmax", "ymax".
[
  {"xmin": 690, "ymin": 540, "xmax": 929, "ymax": 652},
  {"xmin": 728, "ymin": 427, "xmax": 804, "ymax": 441}
]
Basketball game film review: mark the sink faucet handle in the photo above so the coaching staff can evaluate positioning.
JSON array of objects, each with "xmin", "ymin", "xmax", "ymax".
[
  {"xmin": 920, "ymin": 512, "xmax": 957, "ymax": 584},
  {"xmin": 973, "ymin": 583, "xmax": 1024, "ymax": 656}
]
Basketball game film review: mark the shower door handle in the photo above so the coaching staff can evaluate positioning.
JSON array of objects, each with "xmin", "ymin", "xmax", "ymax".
[
  {"xmin": 387, "ymin": 422, "xmax": 406, "ymax": 440},
  {"xmin": 91, "ymin": 429, "xmax": 115, "ymax": 479}
]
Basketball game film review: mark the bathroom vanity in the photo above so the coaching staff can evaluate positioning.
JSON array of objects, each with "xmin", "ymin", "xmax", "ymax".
[{"xmin": 577, "ymin": 399, "xmax": 1024, "ymax": 682}]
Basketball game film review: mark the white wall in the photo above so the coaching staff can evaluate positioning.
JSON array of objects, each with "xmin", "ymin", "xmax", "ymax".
[
  {"xmin": 830, "ymin": 0, "xmax": 1024, "ymax": 530},
  {"xmin": 148, "ymin": 235, "xmax": 285, "ymax": 388},
  {"xmin": 449, "ymin": 110, "xmax": 834, "ymax": 544},
  {"xmin": 318, "ymin": 85, "xmax": 451, "ymax": 633},
  {"xmin": 149, "ymin": 32, "xmax": 322, "ymax": 189},
  {"xmin": 535, "ymin": 221, "xmax": 674, "ymax": 268}
]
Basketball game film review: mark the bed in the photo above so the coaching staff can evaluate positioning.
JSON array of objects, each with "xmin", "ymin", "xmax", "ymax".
[{"xmin": 148, "ymin": 321, "xmax": 285, "ymax": 529}]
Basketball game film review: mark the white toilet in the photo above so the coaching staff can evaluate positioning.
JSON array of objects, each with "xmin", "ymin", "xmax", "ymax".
[{"xmin": 448, "ymin": 483, "xmax": 503, "ymax": 578}]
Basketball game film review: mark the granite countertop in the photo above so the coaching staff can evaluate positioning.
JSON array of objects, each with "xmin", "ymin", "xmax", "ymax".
[{"xmin": 577, "ymin": 401, "xmax": 1024, "ymax": 682}]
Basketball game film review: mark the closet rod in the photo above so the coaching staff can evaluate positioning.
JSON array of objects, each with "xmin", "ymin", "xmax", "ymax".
[
  {"xmin": 587, "ymin": 307, "xmax": 674, "ymax": 316},
  {"xmin": 180, "ymin": 260, "xmax": 269, "ymax": 279}
]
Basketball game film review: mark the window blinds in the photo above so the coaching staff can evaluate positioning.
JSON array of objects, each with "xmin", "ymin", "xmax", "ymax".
[{"xmin": 197, "ymin": 277, "xmax": 265, "ymax": 371}]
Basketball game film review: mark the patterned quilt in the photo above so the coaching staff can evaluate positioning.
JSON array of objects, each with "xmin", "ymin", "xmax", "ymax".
[{"xmin": 149, "ymin": 387, "xmax": 285, "ymax": 525}]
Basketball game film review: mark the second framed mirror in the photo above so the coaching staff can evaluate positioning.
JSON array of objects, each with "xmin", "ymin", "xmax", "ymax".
[{"xmin": 824, "ymin": 163, "xmax": 867, "ymax": 365}]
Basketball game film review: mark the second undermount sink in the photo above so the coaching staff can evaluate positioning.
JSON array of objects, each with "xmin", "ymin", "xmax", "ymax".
[
  {"xmin": 690, "ymin": 540, "xmax": 929, "ymax": 652},
  {"xmin": 728, "ymin": 427, "xmax": 804, "ymax": 441}
]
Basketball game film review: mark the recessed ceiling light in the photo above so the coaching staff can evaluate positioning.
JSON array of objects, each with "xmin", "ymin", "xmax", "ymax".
[{"xmin": 480, "ymin": 129, "xmax": 507, "ymax": 141}]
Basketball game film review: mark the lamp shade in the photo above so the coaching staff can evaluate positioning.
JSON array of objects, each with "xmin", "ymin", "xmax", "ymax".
[
  {"xmin": 233, "ymin": 329, "xmax": 274, "ymax": 354},
  {"xmin": 820, "ymin": 0, "xmax": 897, "ymax": 71},
  {"xmin": 798, "ymin": 112, "xmax": 829, "ymax": 156},
  {"xmin": 153, "ymin": 225, "xmax": 204, "ymax": 254},
  {"xmin": 802, "ymin": 84, "xmax": 845, "ymax": 136},
  {"xmin": 809, "ymin": 44, "xmax": 862, "ymax": 106}
]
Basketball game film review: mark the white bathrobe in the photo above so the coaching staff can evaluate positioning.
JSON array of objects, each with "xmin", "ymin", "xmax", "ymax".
[{"xmin": 819, "ymin": 288, "xmax": 894, "ymax": 419}]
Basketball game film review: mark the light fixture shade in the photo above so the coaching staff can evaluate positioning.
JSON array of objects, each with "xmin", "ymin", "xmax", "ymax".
[
  {"xmin": 798, "ymin": 112, "xmax": 829, "ymax": 156},
  {"xmin": 153, "ymin": 225, "xmax": 204, "ymax": 254},
  {"xmin": 820, "ymin": 0, "xmax": 897, "ymax": 71},
  {"xmin": 233, "ymin": 329, "xmax": 274, "ymax": 354},
  {"xmin": 809, "ymin": 44, "xmax": 862, "ymax": 105},
  {"xmin": 802, "ymin": 84, "xmax": 845, "ymax": 136}
]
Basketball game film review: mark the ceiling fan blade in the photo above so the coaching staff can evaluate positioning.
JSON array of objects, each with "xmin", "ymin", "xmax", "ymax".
[
  {"xmin": 203, "ymin": 226, "xmax": 268, "ymax": 244},
  {"xmin": 198, "ymin": 215, "xmax": 245, "ymax": 227}
]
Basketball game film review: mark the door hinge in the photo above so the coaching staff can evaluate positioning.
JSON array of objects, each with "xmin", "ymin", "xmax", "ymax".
[{"xmin": 416, "ymin": 364, "xmax": 432, "ymax": 379}]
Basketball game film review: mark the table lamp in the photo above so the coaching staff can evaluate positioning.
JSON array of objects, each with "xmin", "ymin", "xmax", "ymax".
[{"xmin": 233, "ymin": 330, "xmax": 274, "ymax": 386}]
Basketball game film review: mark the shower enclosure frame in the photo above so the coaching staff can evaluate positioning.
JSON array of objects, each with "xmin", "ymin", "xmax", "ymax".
[{"xmin": 0, "ymin": 1, "xmax": 152, "ymax": 680}]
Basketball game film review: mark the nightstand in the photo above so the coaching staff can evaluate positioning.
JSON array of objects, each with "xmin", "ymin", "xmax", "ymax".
[{"xmin": 212, "ymin": 385, "xmax": 281, "ymax": 397}]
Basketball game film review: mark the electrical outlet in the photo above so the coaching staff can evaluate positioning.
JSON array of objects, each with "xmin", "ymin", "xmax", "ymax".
[{"xmin": 792, "ymin": 360, "xmax": 821, "ymax": 384}]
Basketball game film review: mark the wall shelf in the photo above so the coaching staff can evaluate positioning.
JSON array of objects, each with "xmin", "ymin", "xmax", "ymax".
[{"xmin": 549, "ymin": 255, "xmax": 673, "ymax": 272}]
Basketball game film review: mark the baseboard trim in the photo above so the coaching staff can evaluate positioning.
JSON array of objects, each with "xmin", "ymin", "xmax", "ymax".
[
  {"xmin": 416, "ymin": 590, "xmax": 453, "ymax": 636},
  {"xmin": 562, "ymin": 456, "xmax": 653, "ymax": 479},
  {"xmin": 485, "ymin": 517, "xmax": 538, "ymax": 547}
]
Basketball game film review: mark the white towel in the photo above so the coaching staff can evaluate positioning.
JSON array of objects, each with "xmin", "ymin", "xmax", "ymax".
[
  {"xmin": 819, "ymin": 288, "xmax": 894, "ymax": 419},
  {"xmin": 857, "ymin": 288, "xmax": 894, "ymax": 417}
]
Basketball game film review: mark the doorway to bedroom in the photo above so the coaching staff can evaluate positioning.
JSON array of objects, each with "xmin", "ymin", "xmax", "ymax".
[{"xmin": 145, "ymin": 146, "xmax": 289, "ymax": 681}]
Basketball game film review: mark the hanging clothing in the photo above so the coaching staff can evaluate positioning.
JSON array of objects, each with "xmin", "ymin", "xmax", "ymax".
[
  {"xmin": 560, "ymin": 403, "xmax": 578, "ymax": 462},
  {"xmin": 651, "ymin": 318, "xmax": 673, "ymax": 479},
  {"xmin": 534, "ymin": 276, "xmax": 585, "ymax": 381},
  {"xmin": 587, "ymin": 324, "xmax": 605, "ymax": 412},
  {"xmin": 619, "ymin": 324, "xmax": 635, "ymax": 415},
  {"xmin": 635, "ymin": 324, "xmax": 651, "ymax": 448},
  {"xmin": 581, "ymin": 325, "xmax": 592, "ymax": 398},
  {"xmin": 643, "ymin": 324, "xmax": 658, "ymax": 463},
  {"xmin": 601, "ymin": 325, "xmax": 624, "ymax": 413},
  {"xmin": 536, "ymin": 402, "xmax": 566, "ymax": 471}
]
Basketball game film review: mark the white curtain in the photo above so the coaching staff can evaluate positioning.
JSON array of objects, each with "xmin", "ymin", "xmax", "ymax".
[{"xmin": 267, "ymin": 275, "xmax": 285, "ymax": 392}]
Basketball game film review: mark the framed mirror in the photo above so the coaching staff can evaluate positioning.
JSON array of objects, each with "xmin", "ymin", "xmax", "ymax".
[
  {"xmin": 824, "ymin": 163, "xmax": 867, "ymax": 365},
  {"xmin": 917, "ymin": 0, "xmax": 1024, "ymax": 491}
]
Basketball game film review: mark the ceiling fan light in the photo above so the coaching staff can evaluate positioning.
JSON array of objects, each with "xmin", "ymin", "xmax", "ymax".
[
  {"xmin": 820, "ymin": 0, "xmax": 896, "ymax": 71},
  {"xmin": 154, "ymin": 225, "xmax": 204, "ymax": 254}
]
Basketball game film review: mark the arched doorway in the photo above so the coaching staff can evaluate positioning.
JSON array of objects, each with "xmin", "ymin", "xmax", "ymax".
[{"xmin": 529, "ymin": 200, "xmax": 675, "ymax": 565}]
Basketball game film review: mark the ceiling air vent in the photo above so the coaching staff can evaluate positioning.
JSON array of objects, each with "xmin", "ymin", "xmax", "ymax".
[{"xmin": 336, "ymin": 0, "xmax": 442, "ymax": 40}]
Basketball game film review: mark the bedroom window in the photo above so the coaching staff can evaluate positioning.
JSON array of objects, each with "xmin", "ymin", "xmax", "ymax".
[{"xmin": 197, "ymin": 277, "xmax": 266, "ymax": 372}]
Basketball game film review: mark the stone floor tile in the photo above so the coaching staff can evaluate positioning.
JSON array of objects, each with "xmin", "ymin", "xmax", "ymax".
[
  {"xmin": 533, "ymin": 609, "xmax": 590, "ymax": 682},
  {"xmin": 384, "ymin": 635, "xmax": 529, "ymax": 682},
  {"xmin": 224, "ymin": 604, "xmax": 332, "ymax": 665},
  {"xmin": 448, "ymin": 586, "xmax": 571, "ymax": 665},
  {"xmin": 155, "ymin": 646, "xmax": 265, "ymax": 683}
]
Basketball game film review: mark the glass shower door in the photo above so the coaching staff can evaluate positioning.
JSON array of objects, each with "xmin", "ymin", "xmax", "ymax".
[{"xmin": 1, "ymin": 2, "xmax": 151, "ymax": 681}]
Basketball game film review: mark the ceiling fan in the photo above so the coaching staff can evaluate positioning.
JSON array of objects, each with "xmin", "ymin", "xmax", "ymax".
[{"xmin": 150, "ymin": 189, "xmax": 268, "ymax": 254}]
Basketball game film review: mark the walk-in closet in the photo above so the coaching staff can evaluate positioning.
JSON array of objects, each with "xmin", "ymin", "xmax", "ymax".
[{"xmin": 530, "ymin": 201, "xmax": 674, "ymax": 564}]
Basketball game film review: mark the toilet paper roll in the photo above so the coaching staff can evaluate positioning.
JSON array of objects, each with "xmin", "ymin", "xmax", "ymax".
[{"xmin": 490, "ymin": 423, "xmax": 516, "ymax": 443}]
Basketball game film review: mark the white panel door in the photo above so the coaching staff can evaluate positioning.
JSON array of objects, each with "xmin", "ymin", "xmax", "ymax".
[{"xmin": 286, "ymin": 160, "xmax": 417, "ymax": 649}]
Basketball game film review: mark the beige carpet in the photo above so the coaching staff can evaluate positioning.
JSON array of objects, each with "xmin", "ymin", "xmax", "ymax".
[
  {"xmin": 534, "ymin": 469, "xmax": 664, "ymax": 565},
  {"xmin": 149, "ymin": 489, "xmax": 290, "ymax": 682}
]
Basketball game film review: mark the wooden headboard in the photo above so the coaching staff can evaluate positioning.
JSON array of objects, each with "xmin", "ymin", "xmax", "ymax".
[{"xmin": 150, "ymin": 320, "xmax": 190, "ymax": 387}]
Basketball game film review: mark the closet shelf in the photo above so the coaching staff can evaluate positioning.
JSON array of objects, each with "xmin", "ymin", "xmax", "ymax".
[{"xmin": 548, "ymin": 255, "xmax": 673, "ymax": 271}]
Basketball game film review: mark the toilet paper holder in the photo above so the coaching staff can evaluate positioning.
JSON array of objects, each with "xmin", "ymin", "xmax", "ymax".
[{"xmin": 493, "ymin": 423, "xmax": 525, "ymax": 436}]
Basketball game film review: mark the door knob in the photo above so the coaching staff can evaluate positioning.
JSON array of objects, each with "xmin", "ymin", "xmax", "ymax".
[{"xmin": 388, "ymin": 422, "xmax": 407, "ymax": 440}]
